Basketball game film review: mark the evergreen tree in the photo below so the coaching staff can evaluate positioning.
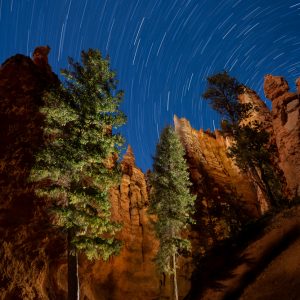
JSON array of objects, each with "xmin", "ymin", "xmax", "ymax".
[
  {"xmin": 149, "ymin": 126, "xmax": 196, "ymax": 300},
  {"xmin": 30, "ymin": 49, "xmax": 126, "ymax": 300},
  {"xmin": 202, "ymin": 71, "xmax": 252, "ymax": 130},
  {"xmin": 203, "ymin": 71, "xmax": 281, "ymax": 210},
  {"xmin": 227, "ymin": 121, "xmax": 282, "ymax": 207}
]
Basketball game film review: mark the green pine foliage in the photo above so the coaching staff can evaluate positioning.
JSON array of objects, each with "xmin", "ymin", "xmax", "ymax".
[
  {"xmin": 202, "ymin": 71, "xmax": 252, "ymax": 130},
  {"xmin": 30, "ymin": 49, "xmax": 126, "ymax": 260},
  {"xmin": 227, "ymin": 121, "xmax": 271, "ymax": 172},
  {"xmin": 227, "ymin": 121, "xmax": 282, "ymax": 207},
  {"xmin": 149, "ymin": 126, "xmax": 196, "ymax": 274}
]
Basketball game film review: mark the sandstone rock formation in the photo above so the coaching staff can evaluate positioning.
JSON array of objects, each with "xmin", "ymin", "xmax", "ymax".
[
  {"xmin": 174, "ymin": 115, "xmax": 261, "ymax": 217},
  {"xmin": 78, "ymin": 146, "xmax": 160, "ymax": 300},
  {"xmin": 238, "ymin": 88, "xmax": 287, "ymax": 209},
  {"xmin": 79, "ymin": 146, "xmax": 192, "ymax": 300},
  {"xmin": 0, "ymin": 49, "xmax": 62, "ymax": 299},
  {"xmin": 264, "ymin": 75, "xmax": 300, "ymax": 199},
  {"xmin": 239, "ymin": 87, "xmax": 273, "ymax": 130},
  {"xmin": 33, "ymin": 46, "xmax": 50, "ymax": 66}
]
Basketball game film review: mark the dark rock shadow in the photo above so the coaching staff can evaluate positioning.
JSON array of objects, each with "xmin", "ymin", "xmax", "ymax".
[
  {"xmin": 224, "ymin": 224, "xmax": 300, "ymax": 300},
  {"xmin": 184, "ymin": 212, "xmax": 278, "ymax": 300}
]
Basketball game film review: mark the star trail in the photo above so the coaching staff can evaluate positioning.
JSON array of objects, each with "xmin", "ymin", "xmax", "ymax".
[{"xmin": 1, "ymin": 0, "xmax": 300, "ymax": 171}]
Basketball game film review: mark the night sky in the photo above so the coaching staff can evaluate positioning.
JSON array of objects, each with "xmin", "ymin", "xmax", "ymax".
[{"xmin": 1, "ymin": 0, "xmax": 300, "ymax": 171}]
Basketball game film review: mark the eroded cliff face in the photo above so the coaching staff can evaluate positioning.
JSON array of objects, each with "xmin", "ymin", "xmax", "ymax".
[
  {"xmin": 264, "ymin": 75, "xmax": 300, "ymax": 199},
  {"xmin": 173, "ymin": 115, "xmax": 266, "ymax": 263},
  {"xmin": 239, "ymin": 87, "xmax": 273, "ymax": 129},
  {"xmin": 238, "ymin": 88, "xmax": 287, "ymax": 209},
  {"xmin": 79, "ymin": 146, "xmax": 192, "ymax": 300},
  {"xmin": 78, "ymin": 146, "xmax": 160, "ymax": 300},
  {"xmin": 0, "ymin": 50, "xmax": 64, "ymax": 299},
  {"xmin": 174, "ymin": 115, "xmax": 260, "ymax": 217}
]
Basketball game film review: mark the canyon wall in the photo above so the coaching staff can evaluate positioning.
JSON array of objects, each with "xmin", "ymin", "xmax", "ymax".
[
  {"xmin": 174, "ymin": 115, "xmax": 261, "ymax": 217},
  {"xmin": 0, "ymin": 49, "xmax": 64, "ymax": 300},
  {"xmin": 238, "ymin": 88, "xmax": 287, "ymax": 208},
  {"xmin": 264, "ymin": 75, "xmax": 300, "ymax": 199},
  {"xmin": 78, "ymin": 146, "xmax": 160, "ymax": 300}
]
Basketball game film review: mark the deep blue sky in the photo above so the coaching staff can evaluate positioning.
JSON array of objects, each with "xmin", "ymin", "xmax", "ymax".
[{"xmin": 1, "ymin": 0, "xmax": 300, "ymax": 171}]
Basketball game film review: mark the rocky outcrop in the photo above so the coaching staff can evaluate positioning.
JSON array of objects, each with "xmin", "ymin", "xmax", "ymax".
[
  {"xmin": 264, "ymin": 75, "xmax": 300, "ymax": 199},
  {"xmin": 174, "ymin": 115, "xmax": 261, "ymax": 217},
  {"xmin": 188, "ymin": 205, "xmax": 300, "ymax": 300},
  {"xmin": 33, "ymin": 46, "xmax": 50, "ymax": 66},
  {"xmin": 173, "ymin": 115, "xmax": 264, "ymax": 260},
  {"xmin": 79, "ymin": 146, "xmax": 192, "ymax": 300},
  {"xmin": 238, "ymin": 88, "xmax": 287, "ymax": 209},
  {"xmin": 239, "ymin": 87, "xmax": 273, "ymax": 128},
  {"xmin": 0, "ymin": 49, "xmax": 62, "ymax": 299},
  {"xmin": 78, "ymin": 146, "xmax": 160, "ymax": 300}
]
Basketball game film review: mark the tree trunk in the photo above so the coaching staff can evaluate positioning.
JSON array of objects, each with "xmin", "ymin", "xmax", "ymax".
[
  {"xmin": 260, "ymin": 166, "xmax": 277, "ymax": 207},
  {"xmin": 172, "ymin": 253, "xmax": 178, "ymax": 300},
  {"xmin": 247, "ymin": 165, "xmax": 271, "ymax": 213},
  {"xmin": 68, "ymin": 230, "xmax": 79, "ymax": 300}
]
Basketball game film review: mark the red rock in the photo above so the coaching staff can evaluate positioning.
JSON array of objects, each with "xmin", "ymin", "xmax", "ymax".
[
  {"xmin": 264, "ymin": 75, "xmax": 290, "ymax": 101},
  {"xmin": 174, "ymin": 115, "xmax": 262, "ymax": 216},
  {"xmin": 33, "ymin": 45, "xmax": 50, "ymax": 66},
  {"xmin": 238, "ymin": 88, "xmax": 287, "ymax": 209},
  {"xmin": 239, "ymin": 87, "xmax": 273, "ymax": 129},
  {"xmin": 264, "ymin": 75, "xmax": 300, "ymax": 199},
  {"xmin": 0, "ymin": 48, "xmax": 63, "ymax": 299},
  {"xmin": 79, "ymin": 146, "xmax": 192, "ymax": 299},
  {"xmin": 296, "ymin": 77, "xmax": 300, "ymax": 95},
  {"xmin": 78, "ymin": 146, "xmax": 161, "ymax": 300}
]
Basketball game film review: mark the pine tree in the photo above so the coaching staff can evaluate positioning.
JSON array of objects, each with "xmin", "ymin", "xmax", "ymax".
[
  {"xmin": 203, "ymin": 71, "xmax": 281, "ymax": 211},
  {"xmin": 202, "ymin": 71, "xmax": 252, "ymax": 131},
  {"xmin": 30, "ymin": 49, "xmax": 126, "ymax": 300},
  {"xmin": 227, "ymin": 121, "xmax": 282, "ymax": 207},
  {"xmin": 149, "ymin": 126, "xmax": 196, "ymax": 300}
]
